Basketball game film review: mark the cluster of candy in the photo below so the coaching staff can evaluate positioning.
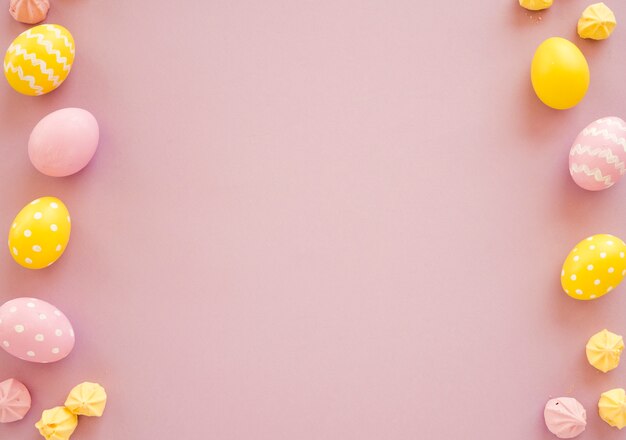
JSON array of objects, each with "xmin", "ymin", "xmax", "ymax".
[
  {"xmin": 0, "ymin": 379, "xmax": 107, "ymax": 436},
  {"xmin": 521, "ymin": 1, "xmax": 616, "ymax": 41},
  {"xmin": 36, "ymin": 382, "xmax": 107, "ymax": 440},
  {"xmin": 544, "ymin": 329, "xmax": 626, "ymax": 437},
  {"xmin": 0, "ymin": 3, "xmax": 106, "ymax": 439},
  {"xmin": 519, "ymin": 1, "xmax": 626, "ymax": 437}
]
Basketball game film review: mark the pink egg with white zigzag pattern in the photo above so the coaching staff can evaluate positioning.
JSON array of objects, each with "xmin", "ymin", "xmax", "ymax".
[{"xmin": 569, "ymin": 117, "xmax": 626, "ymax": 191}]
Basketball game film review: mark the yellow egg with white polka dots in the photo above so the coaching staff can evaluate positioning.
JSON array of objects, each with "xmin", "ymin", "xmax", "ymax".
[
  {"xmin": 8, "ymin": 197, "xmax": 71, "ymax": 269},
  {"xmin": 561, "ymin": 234, "xmax": 626, "ymax": 300}
]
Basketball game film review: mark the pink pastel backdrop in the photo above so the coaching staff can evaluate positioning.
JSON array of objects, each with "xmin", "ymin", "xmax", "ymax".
[{"xmin": 1, "ymin": 0, "xmax": 626, "ymax": 438}]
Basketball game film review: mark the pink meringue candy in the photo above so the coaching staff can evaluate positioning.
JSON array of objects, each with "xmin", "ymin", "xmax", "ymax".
[
  {"xmin": 544, "ymin": 397, "xmax": 587, "ymax": 438},
  {"xmin": 9, "ymin": 0, "xmax": 50, "ymax": 24},
  {"xmin": 0, "ymin": 378, "xmax": 31, "ymax": 423}
]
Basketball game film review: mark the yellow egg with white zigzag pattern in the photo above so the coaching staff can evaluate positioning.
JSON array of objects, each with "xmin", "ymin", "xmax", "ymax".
[{"xmin": 3, "ymin": 24, "xmax": 75, "ymax": 96}]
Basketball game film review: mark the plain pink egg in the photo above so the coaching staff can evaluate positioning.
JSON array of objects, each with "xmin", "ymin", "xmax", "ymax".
[{"xmin": 28, "ymin": 108, "xmax": 99, "ymax": 177}]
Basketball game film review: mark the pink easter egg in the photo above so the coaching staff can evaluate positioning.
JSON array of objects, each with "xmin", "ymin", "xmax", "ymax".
[
  {"xmin": 0, "ymin": 298, "xmax": 75, "ymax": 363},
  {"xmin": 0, "ymin": 378, "xmax": 31, "ymax": 423},
  {"xmin": 28, "ymin": 108, "xmax": 99, "ymax": 177},
  {"xmin": 569, "ymin": 117, "xmax": 626, "ymax": 191}
]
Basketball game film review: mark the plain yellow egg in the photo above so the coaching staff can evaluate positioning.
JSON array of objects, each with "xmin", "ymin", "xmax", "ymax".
[
  {"xmin": 8, "ymin": 197, "xmax": 71, "ymax": 269},
  {"xmin": 561, "ymin": 234, "xmax": 626, "ymax": 300},
  {"xmin": 531, "ymin": 37, "xmax": 590, "ymax": 110}
]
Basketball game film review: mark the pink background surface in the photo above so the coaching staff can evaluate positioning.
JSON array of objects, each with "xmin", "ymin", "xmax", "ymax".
[{"xmin": 1, "ymin": 0, "xmax": 626, "ymax": 438}]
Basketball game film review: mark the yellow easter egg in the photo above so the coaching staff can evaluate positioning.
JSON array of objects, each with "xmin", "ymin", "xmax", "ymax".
[
  {"xmin": 531, "ymin": 37, "xmax": 589, "ymax": 110},
  {"xmin": 8, "ymin": 197, "xmax": 71, "ymax": 269},
  {"xmin": 561, "ymin": 234, "xmax": 626, "ymax": 300},
  {"xmin": 3, "ymin": 24, "xmax": 75, "ymax": 96}
]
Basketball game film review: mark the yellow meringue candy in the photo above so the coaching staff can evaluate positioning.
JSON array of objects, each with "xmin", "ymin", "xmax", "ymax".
[
  {"xmin": 35, "ymin": 406, "xmax": 78, "ymax": 440},
  {"xmin": 519, "ymin": 0, "xmax": 553, "ymax": 11},
  {"xmin": 578, "ymin": 3, "xmax": 617, "ymax": 40},
  {"xmin": 599, "ymin": 388, "xmax": 626, "ymax": 429},
  {"xmin": 64, "ymin": 382, "xmax": 107, "ymax": 417},
  {"xmin": 586, "ymin": 329, "xmax": 624, "ymax": 373}
]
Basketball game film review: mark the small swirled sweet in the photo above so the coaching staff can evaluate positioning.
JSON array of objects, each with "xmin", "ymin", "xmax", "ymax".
[
  {"xmin": 578, "ymin": 3, "xmax": 617, "ymax": 40},
  {"xmin": 35, "ymin": 406, "xmax": 78, "ymax": 440},
  {"xmin": 9, "ymin": 0, "xmax": 49, "ymax": 24},
  {"xmin": 586, "ymin": 329, "xmax": 624, "ymax": 373},
  {"xmin": 64, "ymin": 382, "xmax": 107, "ymax": 417},
  {"xmin": 599, "ymin": 388, "xmax": 626, "ymax": 429},
  {"xmin": 519, "ymin": 0, "xmax": 552, "ymax": 11},
  {"xmin": 0, "ymin": 378, "xmax": 31, "ymax": 423},
  {"xmin": 544, "ymin": 397, "xmax": 587, "ymax": 438}
]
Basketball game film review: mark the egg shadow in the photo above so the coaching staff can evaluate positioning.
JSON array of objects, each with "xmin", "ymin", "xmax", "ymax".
[
  {"xmin": 554, "ymin": 158, "xmax": 595, "ymax": 224},
  {"xmin": 513, "ymin": 71, "xmax": 573, "ymax": 144}
]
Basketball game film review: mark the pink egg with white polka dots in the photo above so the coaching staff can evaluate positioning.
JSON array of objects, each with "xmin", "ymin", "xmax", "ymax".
[{"xmin": 0, "ymin": 298, "xmax": 74, "ymax": 363}]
